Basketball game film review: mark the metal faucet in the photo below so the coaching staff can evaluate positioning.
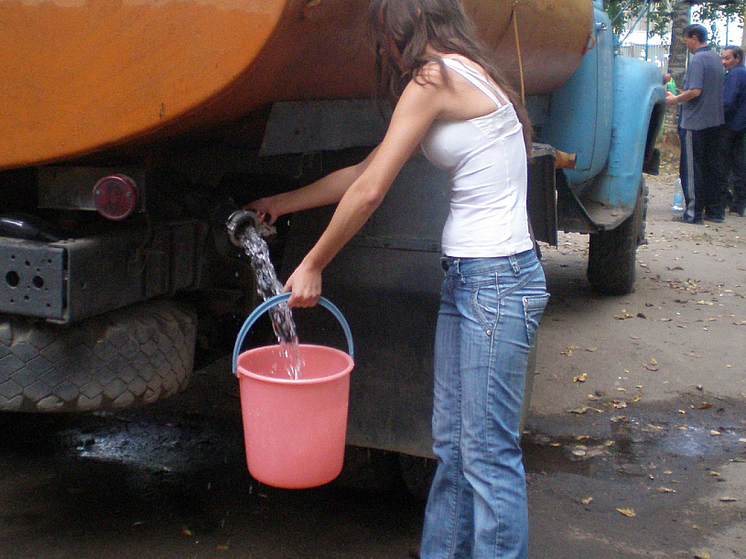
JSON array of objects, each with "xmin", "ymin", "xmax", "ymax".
[{"xmin": 226, "ymin": 209, "xmax": 276, "ymax": 246}]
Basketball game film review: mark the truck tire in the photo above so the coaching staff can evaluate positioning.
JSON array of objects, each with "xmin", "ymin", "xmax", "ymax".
[
  {"xmin": 0, "ymin": 299, "xmax": 196, "ymax": 412},
  {"xmin": 586, "ymin": 179, "xmax": 647, "ymax": 296}
]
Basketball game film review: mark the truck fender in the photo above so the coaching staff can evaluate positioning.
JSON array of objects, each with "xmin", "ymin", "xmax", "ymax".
[{"xmin": 588, "ymin": 56, "xmax": 666, "ymax": 228}]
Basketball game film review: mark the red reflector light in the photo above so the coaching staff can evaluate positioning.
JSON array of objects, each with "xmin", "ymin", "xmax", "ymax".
[{"xmin": 92, "ymin": 175, "xmax": 139, "ymax": 220}]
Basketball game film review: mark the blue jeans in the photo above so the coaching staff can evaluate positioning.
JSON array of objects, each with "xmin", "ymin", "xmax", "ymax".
[{"xmin": 420, "ymin": 250, "xmax": 549, "ymax": 559}]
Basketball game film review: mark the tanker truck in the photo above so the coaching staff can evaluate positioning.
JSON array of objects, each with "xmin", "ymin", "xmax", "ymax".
[{"xmin": 0, "ymin": 0, "xmax": 665, "ymax": 457}]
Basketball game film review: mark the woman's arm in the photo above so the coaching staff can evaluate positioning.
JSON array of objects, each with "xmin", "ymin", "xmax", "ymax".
[
  {"xmin": 283, "ymin": 78, "xmax": 446, "ymax": 307},
  {"xmin": 246, "ymin": 147, "xmax": 379, "ymax": 225}
]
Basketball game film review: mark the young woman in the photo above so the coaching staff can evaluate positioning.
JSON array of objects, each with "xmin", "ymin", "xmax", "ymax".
[{"xmin": 248, "ymin": 1, "xmax": 549, "ymax": 557}]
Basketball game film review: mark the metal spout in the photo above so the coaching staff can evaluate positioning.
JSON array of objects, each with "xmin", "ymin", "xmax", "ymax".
[{"xmin": 226, "ymin": 209, "xmax": 276, "ymax": 246}]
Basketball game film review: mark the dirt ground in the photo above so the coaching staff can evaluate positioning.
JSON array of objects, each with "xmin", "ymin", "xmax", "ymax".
[
  {"xmin": 1, "ymin": 155, "xmax": 745, "ymax": 559},
  {"xmin": 524, "ymin": 145, "xmax": 746, "ymax": 558}
]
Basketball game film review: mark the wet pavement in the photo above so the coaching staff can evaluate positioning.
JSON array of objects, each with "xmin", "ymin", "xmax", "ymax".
[{"xmin": 1, "ymin": 362, "xmax": 744, "ymax": 559}]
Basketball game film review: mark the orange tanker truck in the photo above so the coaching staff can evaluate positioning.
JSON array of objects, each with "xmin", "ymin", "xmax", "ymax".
[{"xmin": 0, "ymin": 0, "xmax": 664, "ymax": 457}]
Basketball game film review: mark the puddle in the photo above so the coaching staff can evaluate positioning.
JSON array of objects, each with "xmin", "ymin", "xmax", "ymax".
[{"xmin": 523, "ymin": 401, "xmax": 746, "ymax": 478}]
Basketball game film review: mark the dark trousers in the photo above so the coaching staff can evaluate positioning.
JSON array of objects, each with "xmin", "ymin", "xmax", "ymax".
[
  {"xmin": 679, "ymin": 128, "xmax": 695, "ymax": 219},
  {"xmin": 681, "ymin": 125, "xmax": 728, "ymax": 220},
  {"xmin": 722, "ymin": 127, "xmax": 746, "ymax": 214}
]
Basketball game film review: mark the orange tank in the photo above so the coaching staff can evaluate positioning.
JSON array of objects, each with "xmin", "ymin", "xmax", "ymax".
[{"xmin": 1, "ymin": 0, "xmax": 592, "ymax": 170}]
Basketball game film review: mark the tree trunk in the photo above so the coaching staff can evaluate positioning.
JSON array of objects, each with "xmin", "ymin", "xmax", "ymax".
[
  {"xmin": 668, "ymin": 0, "xmax": 692, "ymax": 87},
  {"xmin": 664, "ymin": 0, "xmax": 692, "ymax": 135}
]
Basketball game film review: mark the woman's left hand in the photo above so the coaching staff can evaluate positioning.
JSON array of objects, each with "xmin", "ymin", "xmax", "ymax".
[{"xmin": 283, "ymin": 261, "xmax": 323, "ymax": 308}]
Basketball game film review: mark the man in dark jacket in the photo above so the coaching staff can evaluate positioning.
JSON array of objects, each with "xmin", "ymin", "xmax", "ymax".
[{"xmin": 722, "ymin": 45, "xmax": 746, "ymax": 216}]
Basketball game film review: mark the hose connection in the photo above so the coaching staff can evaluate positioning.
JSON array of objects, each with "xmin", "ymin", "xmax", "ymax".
[{"xmin": 226, "ymin": 209, "xmax": 276, "ymax": 246}]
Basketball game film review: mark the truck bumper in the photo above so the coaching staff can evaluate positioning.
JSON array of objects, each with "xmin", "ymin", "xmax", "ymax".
[{"xmin": 0, "ymin": 221, "xmax": 208, "ymax": 323}]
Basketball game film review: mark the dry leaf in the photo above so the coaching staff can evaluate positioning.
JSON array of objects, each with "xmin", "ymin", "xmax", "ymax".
[
  {"xmin": 573, "ymin": 373, "xmax": 588, "ymax": 383},
  {"xmin": 719, "ymin": 497, "xmax": 738, "ymax": 502},
  {"xmin": 657, "ymin": 487, "xmax": 676, "ymax": 493},
  {"xmin": 617, "ymin": 507, "xmax": 636, "ymax": 517},
  {"xmin": 698, "ymin": 402, "xmax": 712, "ymax": 409},
  {"xmin": 581, "ymin": 497, "xmax": 593, "ymax": 505},
  {"xmin": 569, "ymin": 406, "xmax": 604, "ymax": 414}
]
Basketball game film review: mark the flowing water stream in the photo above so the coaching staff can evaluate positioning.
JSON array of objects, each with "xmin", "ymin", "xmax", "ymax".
[{"xmin": 236, "ymin": 224, "xmax": 304, "ymax": 379}]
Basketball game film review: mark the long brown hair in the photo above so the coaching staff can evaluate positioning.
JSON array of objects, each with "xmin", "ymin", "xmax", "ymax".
[{"xmin": 368, "ymin": 0, "xmax": 533, "ymax": 153}]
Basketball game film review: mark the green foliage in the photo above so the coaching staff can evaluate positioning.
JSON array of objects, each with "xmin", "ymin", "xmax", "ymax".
[
  {"xmin": 606, "ymin": 0, "xmax": 674, "ymax": 38},
  {"xmin": 606, "ymin": 0, "xmax": 744, "ymax": 45},
  {"xmin": 695, "ymin": 0, "xmax": 743, "ymax": 45}
]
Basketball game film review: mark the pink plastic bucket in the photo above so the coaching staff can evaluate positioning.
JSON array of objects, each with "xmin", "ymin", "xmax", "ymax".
[{"xmin": 232, "ymin": 294, "xmax": 354, "ymax": 489}]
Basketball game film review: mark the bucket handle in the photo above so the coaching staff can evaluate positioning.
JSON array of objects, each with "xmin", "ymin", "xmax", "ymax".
[{"xmin": 232, "ymin": 293, "xmax": 354, "ymax": 376}]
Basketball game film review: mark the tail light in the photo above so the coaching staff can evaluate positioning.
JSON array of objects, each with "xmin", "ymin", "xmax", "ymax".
[{"xmin": 92, "ymin": 174, "xmax": 139, "ymax": 220}]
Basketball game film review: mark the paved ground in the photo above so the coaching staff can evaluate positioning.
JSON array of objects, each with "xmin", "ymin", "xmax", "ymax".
[
  {"xmin": 527, "ymin": 170, "xmax": 746, "ymax": 559},
  {"xmin": 0, "ymin": 171, "xmax": 744, "ymax": 559}
]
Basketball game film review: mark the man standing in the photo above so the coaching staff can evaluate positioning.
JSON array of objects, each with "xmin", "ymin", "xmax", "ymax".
[
  {"xmin": 721, "ymin": 45, "xmax": 746, "ymax": 217},
  {"xmin": 666, "ymin": 24, "xmax": 726, "ymax": 224}
]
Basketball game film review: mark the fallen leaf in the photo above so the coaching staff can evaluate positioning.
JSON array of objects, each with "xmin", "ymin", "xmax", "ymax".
[
  {"xmin": 719, "ymin": 497, "xmax": 738, "ymax": 502},
  {"xmin": 573, "ymin": 373, "xmax": 588, "ymax": 383},
  {"xmin": 617, "ymin": 507, "xmax": 636, "ymax": 517},
  {"xmin": 710, "ymin": 430, "xmax": 722, "ymax": 436},
  {"xmin": 698, "ymin": 402, "xmax": 712, "ymax": 409},
  {"xmin": 581, "ymin": 497, "xmax": 593, "ymax": 505},
  {"xmin": 569, "ymin": 406, "xmax": 604, "ymax": 414},
  {"xmin": 182, "ymin": 526, "xmax": 194, "ymax": 537},
  {"xmin": 657, "ymin": 487, "xmax": 676, "ymax": 493}
]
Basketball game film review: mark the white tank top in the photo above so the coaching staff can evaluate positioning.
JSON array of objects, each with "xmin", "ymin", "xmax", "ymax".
[{"xmin": 420, "ymin": 57, "xmax": 533, "ymax": 258}]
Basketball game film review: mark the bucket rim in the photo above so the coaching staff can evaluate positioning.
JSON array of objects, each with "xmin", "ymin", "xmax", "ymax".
[{"xmin": 236, "ymin": 343, "xmax": 354, "ymax": 385}]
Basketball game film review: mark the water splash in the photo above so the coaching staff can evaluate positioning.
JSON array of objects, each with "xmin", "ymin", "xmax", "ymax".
[{"xmin": 237, "ymin": 225, "xmax": 304, "ymax": 379}]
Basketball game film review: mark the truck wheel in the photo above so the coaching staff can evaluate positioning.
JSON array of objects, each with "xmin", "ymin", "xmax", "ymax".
[
  {"xmin": 0, "ymin": 299, "xmax": 196, "ymax": 412},
  {"xmin": 586, "ymin": 179, "xmax": 647, "ymax": 296}
]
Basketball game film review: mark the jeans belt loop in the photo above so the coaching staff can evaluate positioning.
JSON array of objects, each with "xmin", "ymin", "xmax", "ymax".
[{"xmin": 509, "ymin": 254, "xmax": 521, "ymax": 275}]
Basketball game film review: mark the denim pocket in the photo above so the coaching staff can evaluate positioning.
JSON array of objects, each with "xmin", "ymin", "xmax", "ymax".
[
  {"xmin": 472, "ymin": 282, "xmax": 499, "ymax": 336},
  {"xmin": 523, "ymin": 293, "xmax": 550, "ymax": 346}
]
